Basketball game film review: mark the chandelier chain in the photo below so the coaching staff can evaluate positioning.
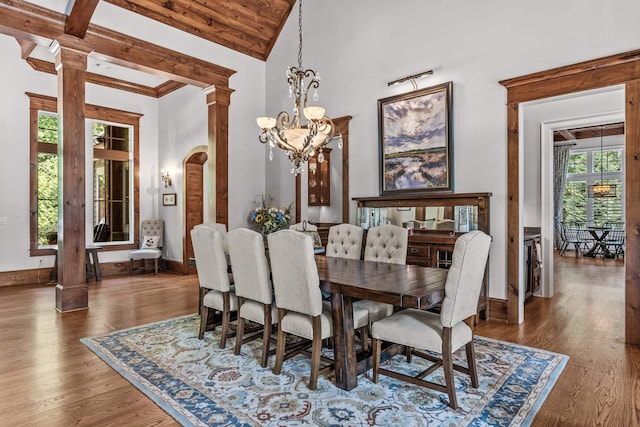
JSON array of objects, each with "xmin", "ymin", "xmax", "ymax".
[{"xmin": 297, "ymin": 0, "xmax": 303, "ymax": 70}]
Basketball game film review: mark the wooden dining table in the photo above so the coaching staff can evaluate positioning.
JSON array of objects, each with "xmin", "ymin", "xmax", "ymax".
[{"xmin": 315, "ymin": 255, "xmax": 448, "ymax": 391}]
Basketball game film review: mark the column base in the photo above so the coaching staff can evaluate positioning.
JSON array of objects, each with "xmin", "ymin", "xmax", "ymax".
[{"xmin": 55, "ymin": 284, "xmax": 88, "ymax": 312}]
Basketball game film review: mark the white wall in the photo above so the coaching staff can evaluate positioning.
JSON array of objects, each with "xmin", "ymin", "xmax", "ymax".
[
  {"xmin": 0, "ymin": 34, "xmax": 160, "ymax": 271},
  {"xmin": 265, "ymin": 0, "xmax": 640, "ymax": 300}
]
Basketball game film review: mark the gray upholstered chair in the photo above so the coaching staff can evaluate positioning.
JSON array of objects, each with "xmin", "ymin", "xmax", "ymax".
[
  {"xmin": 325, "ymin": 223, "xmax": 363, "ymax": 260},
  {"xmin": 190, "ymin": 226, "xmax": 237, "ymax": 348},
  {"xmin": 194, "ymin": 222, "xmax": 229, "ymax": 257},
  {"xmin": 371, "ymin": 230, "xmax": 492, "ymax": 409},
  {"xmin": 268, "ymin": 229, "xmax": 368, "ymax": 389},
  {"xmin": 228, "ymin": 228, "xmax": 277, "ymax": 367},
  {"xmin": 353, "ymin": 224, "xmax": 409, "ymax": 329},
  {"xmin": 129, "ymin": 219, "xmax": 164, "ymax": 274}
]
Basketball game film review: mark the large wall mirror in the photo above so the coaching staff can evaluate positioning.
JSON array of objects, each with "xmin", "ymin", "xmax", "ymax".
[{"xmin": 295, "ymin": 116, "xmax": 352, "ymax": 224}]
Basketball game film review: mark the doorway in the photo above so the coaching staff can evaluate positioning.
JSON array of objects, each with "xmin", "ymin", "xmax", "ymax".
[{"xmin": 182, "ymin": 148, "xmax": 208, "ymax": 274}]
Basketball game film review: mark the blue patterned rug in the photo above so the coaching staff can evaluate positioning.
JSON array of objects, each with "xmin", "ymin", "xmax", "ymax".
[{"xmin": 81, "ymin": 314, "xmax": 567, "ymax": 426}]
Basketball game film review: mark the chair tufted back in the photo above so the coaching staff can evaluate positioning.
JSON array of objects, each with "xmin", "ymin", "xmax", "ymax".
[
  {"xmin": 440, "ymin": 230, "xmax": 491, "ymax": 328},
  {"xmin": 268, "ymin": 229, "xmax": 322, "ymax": 317},
  {"xmin": 190, "ymin": 226, "xmax": 231, "ymax": 292},
  {"xmin": 140, "ymin": 219, "xmax": 163, "ymax": 248},
  {"xmin": 289, "ymin": 221, "xmax": 322, "ymax": 248},
  {"xmin": 228, "ymin": 228, "xmax": 272, "ymax": 305},
  {"xmin": 326, "ymin": 224, "xmax": 363, "ymax": 260},
  {"xmin": 364, "ymin": 224, "xmax": 408, "ymax": 265}
]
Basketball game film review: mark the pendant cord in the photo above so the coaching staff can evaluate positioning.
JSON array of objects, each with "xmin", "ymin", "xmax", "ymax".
[{"xmin": 297, "ymin": 0, "xmax": 303, "ymax": 69}]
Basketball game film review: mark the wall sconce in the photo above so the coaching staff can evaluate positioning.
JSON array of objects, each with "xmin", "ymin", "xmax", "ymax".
[
  {"xmin": 387, "ymin": 69, "xmax": 434, "ymax": 90},
  {"xmin": 161, "ymin": 170, "xmax": 172, "ymax": 188}
]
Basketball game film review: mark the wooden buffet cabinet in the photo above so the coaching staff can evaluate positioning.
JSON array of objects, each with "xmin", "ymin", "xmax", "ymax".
[{"xmin": 353, "ymin": 192, "xmax": 491, "ymax": 320}]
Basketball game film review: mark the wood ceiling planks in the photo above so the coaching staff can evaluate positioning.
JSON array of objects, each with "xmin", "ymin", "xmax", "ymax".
[{"xmin": 103, "ymin": 0, "xmax": 296, "ymax": 61}]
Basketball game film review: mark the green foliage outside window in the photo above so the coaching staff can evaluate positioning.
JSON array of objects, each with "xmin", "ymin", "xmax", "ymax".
[
  {"xmin": 567, "ymin": 152, "xmax": 586, "ymax": 174},
  {"xmin": 37, "ymin": 114, "xmax": 59, "ymax": 245},
  {"xmin": 594, "ymin": 149, "xmax": 622, "ymax": 173},
  {"xmin": 563, "ymin": 181, "xmax": 587, "ymax": 223}
]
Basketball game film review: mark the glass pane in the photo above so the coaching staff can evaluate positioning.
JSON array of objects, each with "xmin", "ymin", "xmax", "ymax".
[
  {"xmin": 38, "ymin": 113, "xmax": 58, "ymax": 144},
  {"xmin": 93, "ymin": 158, "xmax": 130, "ymax": 242},
  {"xmin": 562, "ymin": 181, "xmax": 587, "ymax": 223},
  {"xmin": 592, "ymin": 179, "xmax": 623, "ymax": 226},
  {"xmin": 567, "ymin": 152, "xmax": 586, "ymax": 174},
  {"xmin": 94, "ymin": 123, "xmax": 130, "ymax": 152},
  {"xmin": 594, "ymin": 149, "xmax": 623, "ymax": 173},
  {"xmin": 37, "ymin": 152, "xmax": 59, "ymax": 245}
]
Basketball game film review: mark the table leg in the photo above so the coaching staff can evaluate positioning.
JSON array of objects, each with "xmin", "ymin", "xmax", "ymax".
[{"xmin": 331, "ymin": 292, "xmax": 357, "ymax": 391}]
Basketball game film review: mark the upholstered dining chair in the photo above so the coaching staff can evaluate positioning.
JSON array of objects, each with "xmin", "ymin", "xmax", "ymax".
[
  {"xmin": 353, "ymin": 224, "xmax": 409, "ymax": 334},
  {"xmin": 370, "ymin": 230, "xmax": 492, "ymax": 409},
  {"xmin": 325, "ymin": 223, "xmax": 363, "ymax": 260},
  {"xmin": 190, "ymin": 226, "xmax": 237, "ymax": 349},
  {"xmin": 228, "ymin": 228, "xmax": 278, "ymax": 367},
  {"xmin": 289, "ymin": 220, "xmax": 322, "ymax": 248},
  {"xmin": 268, "ymin": 229, "xmax": 369, "ymax": 389},
  {"xmin": 194, "ymin": 222, "xmax": 229, "ymax": 257},
  {"xmin": 129, "ymin": 219, "xmax": 164, "ymax": 274}
]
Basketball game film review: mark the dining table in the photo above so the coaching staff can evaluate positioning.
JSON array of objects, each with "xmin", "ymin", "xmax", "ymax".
[
  {"xmin": 583, "ymin": 226, "xmax": 612, "ymax": 257},
  {"xmin": 315, "ymin": 255, "xmax": 448, "ymax": 391}
]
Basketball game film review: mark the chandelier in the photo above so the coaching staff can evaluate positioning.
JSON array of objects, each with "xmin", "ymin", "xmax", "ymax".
[
  {"xmin": 256, "ymin": 0, "xmax": 339, "ymax": 176},
  {"xmin": 588, "ymin": 125, "xmax": 618, "ymax": 198}
]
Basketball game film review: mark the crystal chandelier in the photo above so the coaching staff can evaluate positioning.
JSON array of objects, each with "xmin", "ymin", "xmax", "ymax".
[{"xmin": 256, "ymin": 0, "xmax": 340, "ymax": 176}]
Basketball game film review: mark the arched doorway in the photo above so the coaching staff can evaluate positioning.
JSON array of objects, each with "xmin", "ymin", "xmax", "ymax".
[{"xmin": 183, "ymin": 146, "xmax": 208, "ymax": 274}]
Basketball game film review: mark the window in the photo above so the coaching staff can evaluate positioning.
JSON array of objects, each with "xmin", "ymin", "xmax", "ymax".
[
  {"xmin": 563, "ymin": 145, "xmax": 624, "ymax": 226},
  {"xmin": 29, "ymin": 93, "xmax": 141, "ymax": 255}
]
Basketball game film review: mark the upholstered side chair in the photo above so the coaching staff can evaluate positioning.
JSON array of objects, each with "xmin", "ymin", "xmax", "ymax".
[
  {"xmin": 129, "ymin": 219, "xmax": 164, "ymax": 274},
  {"xmin": 190, "ymin": 226, "xmax": 237, "ymax": 349},
  {"xmin": 371, "ymin": 230, "xmax": 492, "ymax": 409},
  {"xmin": 325, "ymin": 223, "xmax": 363, "ymax": 260},
  {"xmin": 228, "ymin": 228, "xmax": 278, "ymax": 367},
  {"xmin": 353, "ymin": 224, "xmax": 409, "ymax": 331},
  {"xmin": 268, "ymin": 229, "xmax": 368, "ymax": 389}
]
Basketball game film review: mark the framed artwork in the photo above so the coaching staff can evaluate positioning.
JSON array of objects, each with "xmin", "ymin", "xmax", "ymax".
[
  {"xmin": 162, "ymin": 193, "xmax": 177, "ymax": 206},
  {"xmin": 378, "ymin": 81, "xmax": 453, "ymax": 195}
]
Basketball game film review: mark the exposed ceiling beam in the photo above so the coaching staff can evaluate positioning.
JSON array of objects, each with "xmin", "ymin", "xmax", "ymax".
[
  {"xmin": 26, "ymin": 57, "xmax": 159, "ymax": 98},
  {"xmin": 64, "ymin": 0, "xmax": 99, "ymax": 38},
  {"xmin": 0, "ymin": 1, "xmax": 235, "ymax": 88},
  {"xmin": 15, "ymin": 37, "xmax": 36, "ymax": 59},
  {"xmin": 553, "ymin": 122, "xmax": 625, "ymax": 142},
  {"xmin": 154, "ymin": 80, "xmax": 187, "ymax": 97}
]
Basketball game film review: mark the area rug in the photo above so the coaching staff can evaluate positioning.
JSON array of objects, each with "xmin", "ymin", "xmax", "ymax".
[{"xmin": 81, "ymin": 314, "xmax": 568, "ymax": 427}]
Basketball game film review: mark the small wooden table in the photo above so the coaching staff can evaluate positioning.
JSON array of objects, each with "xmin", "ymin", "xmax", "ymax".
[
  {"xmin": 315, "ymin": 255, "xmax": 448, "ymax": 391},
  {"xmin": 50, "ymin": 244, "xmax": 103, "ymax": 282}
]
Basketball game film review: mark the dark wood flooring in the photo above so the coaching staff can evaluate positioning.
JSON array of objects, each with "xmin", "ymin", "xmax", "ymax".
[{"xmin": 0, "ymin": 254, "xmax": 637, "ymax": 426}]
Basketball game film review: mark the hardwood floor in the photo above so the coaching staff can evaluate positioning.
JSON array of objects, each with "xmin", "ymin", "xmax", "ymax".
[{"xmin": 0, "ymin": 255, "xmax": 637, "ymax": 426}]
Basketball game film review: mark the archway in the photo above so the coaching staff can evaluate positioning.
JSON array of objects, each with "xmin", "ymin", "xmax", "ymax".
[{"xmin": 182, "ymin": 147, "xmax": 208, "ymax": 274}]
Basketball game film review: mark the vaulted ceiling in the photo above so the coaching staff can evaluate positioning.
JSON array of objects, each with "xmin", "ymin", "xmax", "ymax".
[
  {"xmin": 2, "ymin": 0, "xmax": 296, "ymax": 98},
  {"xmin": 102, "ymin": 0, "xmax": 296, "ymax": 61}
]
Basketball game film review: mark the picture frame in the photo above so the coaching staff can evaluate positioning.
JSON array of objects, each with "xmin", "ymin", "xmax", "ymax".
[
  {"xmin": 378, "ymin": 81, "xmax": 453, "ymax": 195},
  {"xmin": 162, "ymin": 193, "xmax": 176, "ymax": 206}
]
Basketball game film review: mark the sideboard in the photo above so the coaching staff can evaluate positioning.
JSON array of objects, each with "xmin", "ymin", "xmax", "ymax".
[{"xmin": 353, "ymin": 192, "xmax": 492, "ymax": 320}]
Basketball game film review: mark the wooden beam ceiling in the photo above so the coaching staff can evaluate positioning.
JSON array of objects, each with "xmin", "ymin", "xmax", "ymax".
[
  {"xmin": 64, "ymin": 0, "xmax": 99, "ymax": 38},
  {"xmin": 0, "ymin": 1, "xmax": 235, "ymax": 88},
  {"xmin": 553, "ymin": 122, "xmax": 625, "ymax": 142},
  {"xmin": 102, "ymin": 0, "xmax": 296, "ymax": 61}
]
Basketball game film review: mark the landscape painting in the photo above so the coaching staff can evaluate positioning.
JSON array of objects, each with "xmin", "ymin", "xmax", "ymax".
[{"xmin": 378, "ymin": 82, "xmax": 453, "ymax": 194}]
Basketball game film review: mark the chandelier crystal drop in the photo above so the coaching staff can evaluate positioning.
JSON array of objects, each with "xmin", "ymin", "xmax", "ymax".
[{"xmin": 256, "ymin": 0, "xmax": 338, "ymax": 176}]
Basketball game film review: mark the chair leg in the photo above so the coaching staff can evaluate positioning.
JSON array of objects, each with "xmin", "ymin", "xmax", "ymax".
[
  {"xmin": 465, "ymin": 340, "xmax": 479, "ymax": 388},
  {"xmin": 199, "ymin": 306, "xmax": 210, "ymax": 339},
  {"xmin": 309, "ymin": 315, "xmax": 322, "ymax": 390},
  {"xmin": 261, "ymin": 304, "xmax": 273, "ymax": 368},
  {"xmin": 372, "ymin": 338, "xmax": 381, "ymax": 383},
  {"xmin": 273, "ymin": 309, "xmax": 287, "ymax": 375},
  {"xmin": 219, "ymin": 292, "xmax": 231, "ymax": 349},
  {"xmin": 129, "ymin": 259, "xmax": 134, "ymax": 275},
  {"xmin": 442, "ymin": 328, "xmax": 458, "ymax": 410},
  {"xmin": 234, "ymin": 298, "xmax": 245, "ymax": 356}
]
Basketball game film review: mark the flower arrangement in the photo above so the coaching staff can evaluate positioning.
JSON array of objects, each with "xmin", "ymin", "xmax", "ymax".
[{"xmin": 249, "ymin": 194, "xmax": 292, "ymax": 236}]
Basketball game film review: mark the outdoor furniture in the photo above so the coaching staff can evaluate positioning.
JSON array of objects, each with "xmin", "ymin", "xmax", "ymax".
[{"xmin": 559, "ymin": 221, "xmax": 590, "ymax": 257}]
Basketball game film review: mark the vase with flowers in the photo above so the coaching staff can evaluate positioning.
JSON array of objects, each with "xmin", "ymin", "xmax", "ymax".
[{"xmin": 249, "ymin": 194, "xmax": 292, "ymax": 237}]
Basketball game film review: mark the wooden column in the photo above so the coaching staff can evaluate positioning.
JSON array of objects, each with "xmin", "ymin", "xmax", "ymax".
[
  {"xmin": 51, "ymin": 41, "xmax": 89, "ymax": 312},
  {"xmin": 625, "ymin": 79, "xmax": 640, "ymax": 345},
  {"xmin": 205, "ymin": 86, "xmax": 234, "ymax": 227},
  {"xmin": 506, "ymin": 102, "xmax": 520, "ymax": 324}
]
